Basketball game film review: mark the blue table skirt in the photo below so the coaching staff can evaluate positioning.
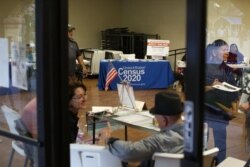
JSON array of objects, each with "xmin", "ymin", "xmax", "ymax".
[{"xmin": 98, "ymin": 60, "xmax": 174, "ymax": 90}]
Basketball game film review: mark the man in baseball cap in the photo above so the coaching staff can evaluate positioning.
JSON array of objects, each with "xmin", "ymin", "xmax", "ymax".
[
  {"xmin": 68, "ymin": 24, "xmax": 76, "ymax": 32},
  {"xmin": 68, "ymin": 24, "xmax": 86, "ymax": 83}
]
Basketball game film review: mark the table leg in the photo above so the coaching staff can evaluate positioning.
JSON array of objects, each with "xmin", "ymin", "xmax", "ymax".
[
  {"xmin": 92, "ymin": 117, "xmax": 96, "ymax": 144},
  {"xmin": 125, "ymin": 125, "xmax": 127, "ymax": 141}
]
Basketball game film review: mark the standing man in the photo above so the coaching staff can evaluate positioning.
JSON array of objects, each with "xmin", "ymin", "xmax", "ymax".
[
  {"xmin": 205, "ymin": 39, "xmax": 239, "ymax": 165},
  {"xmin": 68, "ymin": 24, "xmax": 86, "ymax": 83}
]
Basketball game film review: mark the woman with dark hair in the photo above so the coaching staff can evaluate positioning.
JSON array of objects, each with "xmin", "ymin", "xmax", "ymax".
[
  {"xmin": 205, "ymin": 39, "xmax": 240, "ymax": 165},
  {"xmin": 68, "ymin": 83, "xmax": 87, "ymax": 143},
  {"xmin": 230, "ymin": 43, "xmax": 244, "ymax": 63}
]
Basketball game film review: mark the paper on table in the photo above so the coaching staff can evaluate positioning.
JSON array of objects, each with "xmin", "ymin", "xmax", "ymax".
[
  {"xmin": 112, "ymin": 112, "xmax": 159, "ymax": 131},
  {"xmin": 135, "ymin": 100, "xmax": 145, "ymax": 112},
  {"xmin": 226, "ymin": 63, "xmax": 250, "ymax": 69},
  {"xmin": 117, "ymin": 83, "xmax": 136, "ymax": 109},
  {"xmin": 137, "ymin": 111, "xmax": 154, "ymax": 118},
  {"xmin": 212, "ymin": 82, "xmax": 241, "ymax": 92},
  {"xmin": 113, "ymin": 108, "xmax": 136, "ymax": 116},
  {"xmin": 91, "ymin": 106, "xmax": 113, "ymax": 114}
]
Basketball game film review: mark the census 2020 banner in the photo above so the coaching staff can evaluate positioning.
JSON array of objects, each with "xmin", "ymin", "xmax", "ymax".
[{"xmin": 118, "ymin": 65, "xmax": 146, "ymax": 85}]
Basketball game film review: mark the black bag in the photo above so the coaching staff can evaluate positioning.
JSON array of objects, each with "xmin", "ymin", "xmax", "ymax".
[{"xmin": 204, "ymin": 103, "xmax": 235, "ymax": 121}]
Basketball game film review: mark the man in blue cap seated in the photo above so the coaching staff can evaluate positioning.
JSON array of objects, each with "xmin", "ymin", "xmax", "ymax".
[{"xmin": 98, "ymin": 91, "xmax": 184, "ymax": 167}]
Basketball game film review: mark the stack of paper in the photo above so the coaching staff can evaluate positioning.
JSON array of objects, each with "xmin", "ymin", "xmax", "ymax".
[
  {"xmin": 212, "ymin": 82, "xmax": 241, "ymax": 92},
  {"xmin": 91, "ymin": 106, "xmax": 113, "ymax": 114}
]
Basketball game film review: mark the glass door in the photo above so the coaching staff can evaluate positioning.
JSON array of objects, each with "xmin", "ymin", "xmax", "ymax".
[
  {"xmin": 0, "ymin": 0, "xmax": 39, "ymax": 166},
  {"xmin": 0, "ymin": 0, "xmax": 69, "ymax": 166}
]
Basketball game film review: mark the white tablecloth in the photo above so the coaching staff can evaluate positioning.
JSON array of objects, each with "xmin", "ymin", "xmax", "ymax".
[
  {"xmin": 84, "ymin": 49, "xmax": 123, "ymax": 75},
  {"xmin": 84, "ymin": 49, "xmax": 105, "ymax": 75}
]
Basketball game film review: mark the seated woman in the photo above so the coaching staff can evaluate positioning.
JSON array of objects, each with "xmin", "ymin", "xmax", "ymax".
[
  {"xmin": 68, "ymin": 82, "xmax": 88, "ymax": 143},
  {"xmin": 230, "ymin": 43, "xmax": 244, "ymax": 64}
]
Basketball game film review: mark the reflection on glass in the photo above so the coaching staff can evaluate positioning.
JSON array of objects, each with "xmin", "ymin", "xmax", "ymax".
[
  {"xmin": 206, "ymin": 0, "xmax": 250, "ymax": 165},
  {"xmin": 0, "ymin": 0, "xmax": 37, "ymax": 166}
]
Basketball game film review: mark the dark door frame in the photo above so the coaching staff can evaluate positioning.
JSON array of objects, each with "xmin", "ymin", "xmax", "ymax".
[
  {"xmin": 181, "ymin": 0, "xmax": 206, "ymax": 166},
  {"xmin": 36, "ymin": 0, "xmax": 69, "ymax": 166}
]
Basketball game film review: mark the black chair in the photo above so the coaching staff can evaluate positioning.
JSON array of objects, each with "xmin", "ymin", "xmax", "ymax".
[
  {"xmin": 82, "ymin": 49, "xmax": 95, "ymax": 75},
  {"xmin": 105, "ymin": 51, "xmax": 114, "ymax": 59}
]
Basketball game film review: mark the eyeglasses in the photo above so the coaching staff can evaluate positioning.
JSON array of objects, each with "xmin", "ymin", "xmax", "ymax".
[{"xmin": 72, "ymin": 94, "xmax": 87, "ymax": 100}]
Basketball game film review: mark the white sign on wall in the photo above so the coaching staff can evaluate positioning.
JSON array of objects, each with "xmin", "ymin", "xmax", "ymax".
[
  {"xmin": 146, "ymin": 39, "xmax": 170, "ymax": 57},
  {"xmin": 0, "ymin": 38, "xmax": 9, "ymax": 88},
  {"xmin": 11, "ymin": 42, "xmax": 28, "ymax": 90}
]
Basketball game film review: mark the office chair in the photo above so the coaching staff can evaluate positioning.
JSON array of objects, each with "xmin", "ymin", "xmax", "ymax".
[
  {"xmin": 152, "ymin": 147, "xmax": 219, "ymax": 167},
  {"xmin": 1, "ymin": 105, "xmax": 29, "ymax": 167},
  {"xmin": 70, "ymin": 144, "xmax": 122, "ymax": 167}
]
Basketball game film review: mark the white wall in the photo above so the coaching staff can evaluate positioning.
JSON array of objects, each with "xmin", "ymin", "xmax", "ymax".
[
  {"xmin": 69, "ymin": 0, "xmax": 186, "ymax": 50},
  {"xmin": 207, "ymin": 0, "xmax": 250, "ymax": 58},
  {"xmin": 69, "ymin": 0, "xmax": 123, "ymax": 49},
  {"xmin": 121, "ymin": 0, "xmax": 186, "ymax": 50}
]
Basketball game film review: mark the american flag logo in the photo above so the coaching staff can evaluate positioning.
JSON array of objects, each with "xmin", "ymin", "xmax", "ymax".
[{"xmin": 105, "ymin": 62, "xmax": 118, "ymax": 90}]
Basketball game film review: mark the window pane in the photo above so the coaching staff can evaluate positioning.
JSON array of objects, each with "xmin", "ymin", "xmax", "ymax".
[
  {"xmin": 0, "ymin": 0, "xmax": 38, "ymax": 166},
  {"xmin": 205, "ymin": 0, "xmax": 250, "ymax": 165}
]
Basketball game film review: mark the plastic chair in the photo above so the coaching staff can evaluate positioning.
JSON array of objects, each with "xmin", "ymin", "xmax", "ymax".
[
  {"xmin": 70, "ymin": 144, "xmax": 122, "ymax": 167},
  {"xmin": 1, "ymin": 105, "xmax": 29, "ymax": 167},
  {"xmin": 152, "ymin": 147, "xmax": 219, "ymax": 167},
  {"xmin": 217, "ymin": 157, "xmax": 246, "ymax": 167}
]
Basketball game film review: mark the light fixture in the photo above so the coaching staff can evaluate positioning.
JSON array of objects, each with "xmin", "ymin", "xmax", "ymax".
[{"xmin": 214, "ymin": 2, "xmax": 220, "ymax": 8}]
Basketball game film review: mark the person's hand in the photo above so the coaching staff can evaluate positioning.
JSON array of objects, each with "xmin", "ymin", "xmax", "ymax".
[
  {"xmin": 98, "ymin": 127, "xmax": 111, "ymax": 139},
  {"xmin": 212, "ymin": 79, "xmax": 222, "ymax": 86},
  {"xmin": 239, "ymin": 102, "xmax": 250, "ymax": 112},
  {"xmin": 83, "ymin": 66, "xmax": 87, "ymax": 73},
  {"xmin": 97, "ymin": 122, "xmax": 112, "ymax": 145},
  {"xmin": 81, "ymin": 65, "xmax": 88, "ymax": 78}
]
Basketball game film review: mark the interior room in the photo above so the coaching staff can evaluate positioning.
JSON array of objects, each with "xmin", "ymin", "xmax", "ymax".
[{"xmin": 0, "ymin": 0, "xmax": 250, "ymax": 166}]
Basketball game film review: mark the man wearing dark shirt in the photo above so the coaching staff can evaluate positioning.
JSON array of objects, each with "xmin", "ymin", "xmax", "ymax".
[{"xmin": 68, "ymin": 24, "xmax": 86, "ymax": 83}]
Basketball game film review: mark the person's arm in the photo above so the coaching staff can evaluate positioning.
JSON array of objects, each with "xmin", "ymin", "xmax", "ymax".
[
  {"xmin": 205, "ymin": 65, "xmax": 218, "ymax": 92},
  {"xmin": 98, "ymin": 127, "xmax": 160, "ymax": 162},
  {"xmin": 74, "ymin": 41, "xmax": 87, "ymax": 73},
  {"xmin": 76, "ymin": 53, "xmax": 87, "ymax": 72},
  {"xmin": 106, "ymin": 138, "xmax": 155, "ymax": 162},
  {"xmin": 205, "ymin": 79, "xmax": 221, "ymax": 92},
  {"xmin": 21, "ymin": 98, "xmax": 37, "ymax": 138}
]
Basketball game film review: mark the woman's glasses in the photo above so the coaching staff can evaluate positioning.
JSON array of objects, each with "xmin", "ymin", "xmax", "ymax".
[{"xmin": 72, "ymin": 93, "xmax": 87, "ymax": 100}]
